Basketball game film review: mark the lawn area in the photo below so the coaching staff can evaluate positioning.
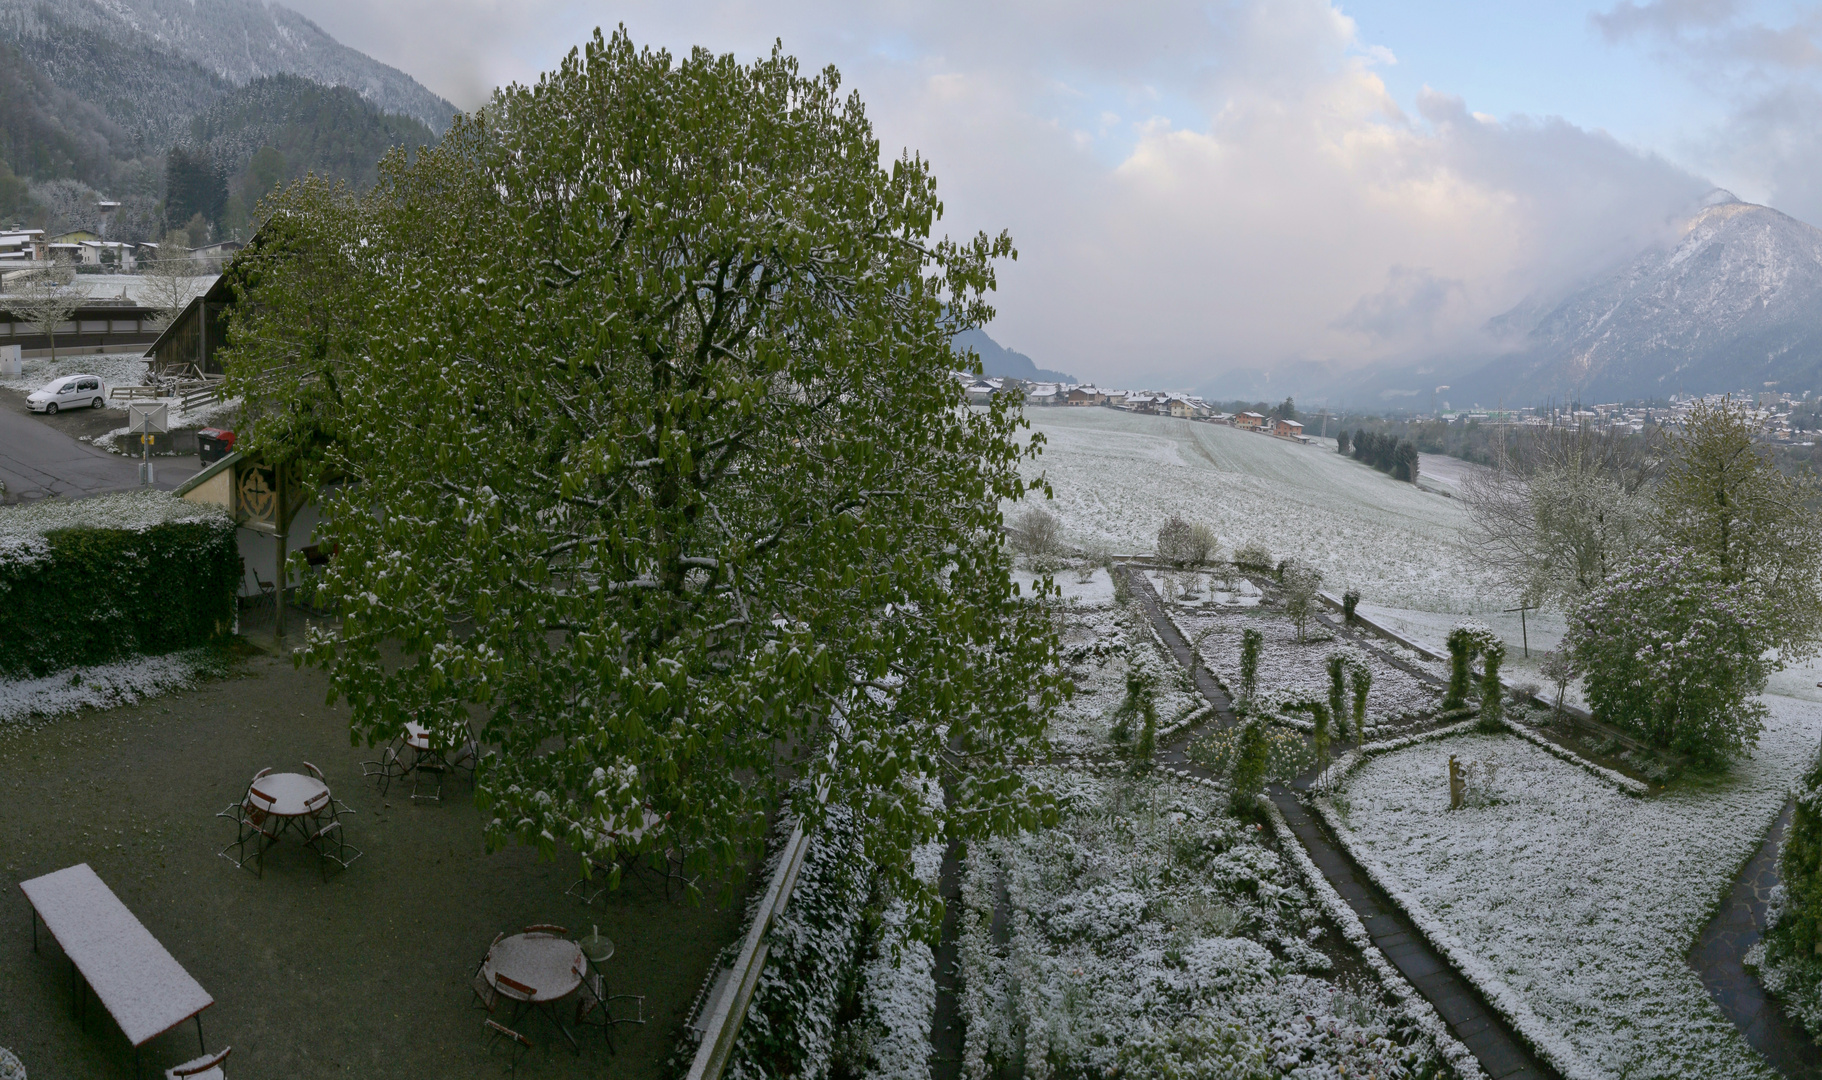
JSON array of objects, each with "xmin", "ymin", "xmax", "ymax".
[
  {"xmin": 0, "ymin": 650, "xmax": 748, "ymax": 1078},
  {"xmin": 1327, "ymin": 694, "xmax": 1822, "ymax": 1078}
]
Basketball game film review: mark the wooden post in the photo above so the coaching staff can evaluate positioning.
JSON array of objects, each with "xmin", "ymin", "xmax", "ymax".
[
  {"xmin": 274, "ymin": 462, "xmax": 286, "ymax": 640},
  {"xmin": 1502, "ymin": 603, "xmax": 1532, "ymax": 658},
  {"xmin": 1448, "ymin": 755, "xmax": 1465, "ymax": 810}
]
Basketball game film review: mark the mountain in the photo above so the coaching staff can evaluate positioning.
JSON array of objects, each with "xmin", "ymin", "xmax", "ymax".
[
  {"xmin": 0, "ymin": 0, "xmax": 454, "ymax": 135},
  {"xmin": 1456, "ymin": 191, "xmax": 1822, "ymax": 402},
  {"xmin": 953, "ymin": 327, "xmax": 1077, "ymax": 383}
]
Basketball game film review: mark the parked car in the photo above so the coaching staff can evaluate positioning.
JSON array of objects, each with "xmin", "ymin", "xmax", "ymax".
[{"xmin": 26, "ymin": 374, "xmax": 107, "ymax": 414}]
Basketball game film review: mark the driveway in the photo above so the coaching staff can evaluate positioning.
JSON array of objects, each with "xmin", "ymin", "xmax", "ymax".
[{"xmin": 0, "ymin": 391, "xmax": 187, "ymax": 503}]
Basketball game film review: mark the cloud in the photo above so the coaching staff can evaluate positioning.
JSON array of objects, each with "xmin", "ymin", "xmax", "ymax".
[
  {"xmin": 1591, "ymin": 1, "xmax": 1822, "ymax": 226},
  {"xmin": 1333, "ymin": 267, "xmax": 1467, "ymax": 342},
  {"xmin": 282, "ymin": 0, "xmax": 1712, "ymax": 390}
]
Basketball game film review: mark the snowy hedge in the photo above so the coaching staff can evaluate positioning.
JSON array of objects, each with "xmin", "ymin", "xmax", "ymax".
[
  {"xmin": 1755, "ymin": 757, "xmax": 1822, "ymax": 1039},
  {"xmin": 0, "ymin": 492, "xmax": 238, "ymax": 678},
  {"xmin": 726, "ymin": 807, "xmax": 873, "ymax": 1080}
]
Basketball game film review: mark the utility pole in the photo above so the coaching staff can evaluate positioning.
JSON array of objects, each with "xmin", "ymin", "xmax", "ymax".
[{"xmin": 1502, "ymin": 603, "xmax": 1533, "ymax": 658}]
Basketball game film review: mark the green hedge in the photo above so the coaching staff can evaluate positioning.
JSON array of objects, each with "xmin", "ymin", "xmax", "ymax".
[{"xmin": 0, "ymin": 519, "xmax": 240, "ymax": 679}]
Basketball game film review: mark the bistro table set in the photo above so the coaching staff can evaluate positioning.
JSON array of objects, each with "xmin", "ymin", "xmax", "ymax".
[
  {"xmin": 473, "ymin": 923, "xmax": 645, "ymax": 1067},
  {"xmin": 21, "ymin": 716, "xmax": 647, "ymax": 1075},
  {"xmin": 217, "ymin": 762, "xmax": 361, "ymax": 880}
]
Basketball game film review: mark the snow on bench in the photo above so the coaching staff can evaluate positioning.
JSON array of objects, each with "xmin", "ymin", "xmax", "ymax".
[{"xmin": 21, "ymin": 863, "xmax": 214, "ymax": 1048}]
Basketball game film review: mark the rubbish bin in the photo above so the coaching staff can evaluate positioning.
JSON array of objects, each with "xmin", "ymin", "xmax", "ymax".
[{"xmin": 197, "ymin": 427, "xmax": 236, "ymax": 465}]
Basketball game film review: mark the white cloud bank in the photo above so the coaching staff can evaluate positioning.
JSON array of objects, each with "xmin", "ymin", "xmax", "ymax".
[{"xmin": 285, "ymin": 0, "xmax": 1711, "ymax": 390}]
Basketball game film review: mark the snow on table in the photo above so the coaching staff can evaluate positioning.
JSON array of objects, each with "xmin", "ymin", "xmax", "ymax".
[
  {"xmin": 1335, "ymin": 695, "xmax": 1822, "ymax": 1078},
  {"xmin": 21, "ymin": 863, "xmax": 213, "ymax": 1047}
]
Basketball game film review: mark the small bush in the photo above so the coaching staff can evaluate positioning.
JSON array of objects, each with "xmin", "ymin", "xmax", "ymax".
[
  {"xmin": 1477, "ymin": 640, "xmax": 1506, "ymax": 733},
  {"xmin": 1341, "ymin": 589, "xmax": 1360, "ymax": 624},
  {"xmin": 1281, "ymin": 560, "xmax": 1323, "ymax": 642},
  {"xmin": 1567, "ymin": 548, "xmax": 1770, "ymax": 767},
  {"xmin": 1229, "ymin": 719, "xmax": 1271, "ymax": 815},
  {"xmin": 1010, "ymin": 505, "xmax": 1065, "ymax": 561},
  {"xmin": 1156, "ymin": 514, "xmax": 1218, "ymax": 567},
  {"xmin": 1232, "ymin": 541, "xmax": 1273, "ymax": 574},
  {"xmin": 1238, "ymin": 627, "xmax": 1262, "ymax": 705}
]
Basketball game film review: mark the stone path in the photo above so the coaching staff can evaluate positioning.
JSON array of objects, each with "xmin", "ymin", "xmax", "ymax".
[
  {"xmin": 928, "ymin": 839, "xmax": 965, "ymax": 1080},
  {"xmin": 1126, "ymin": 566, "xmax": 1556, "ymax": 1080},
  {"xmin": 1689, "ymin": 801, "xmax": 1822, "ymax": 1079}
]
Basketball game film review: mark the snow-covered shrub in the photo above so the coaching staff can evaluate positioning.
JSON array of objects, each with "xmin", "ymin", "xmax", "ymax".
[
  {"xmin": 1759, "ymin": 757, "xmax": 1822, "ymax": 1039},
  {"xmin": 1342, "ymin": 588, "xmax": 1361, "ymax": 623},
  {"xmin": 846, "ymin": 839, "xmax": 943, "ymax": 1080},
  {"xmin": 1442, "ymin": 624, "xmax": 1496, "ymax": 711},
  {"xmin": 0, "ymin": 492, "xmax": 238, "ymax": 678},
  {"xmin": 1477, "ymin": 639, "xmax": 1506, "ymax": 733},
  {"xmin": 1239, "ymin": 627, "xmax": 1261, "ymax": 704},
  {"xmin": 1188, "ymin": 719, "xmax": 1313, "ymax": 786},
  {"xmin": 1011, "ymin": 505, "xmax": 1066, "ymax": 570},
  {"xmin": 1156, "ymin": 513, "xmax": 1218, "ymax": 567},
  {"xmin": 727, "ymin": 807, "xmax": 872, "ymax": 1080},
  {"xmin": 1566, "ymin": 549, "xmax": 1770, "ymax": 767},
  {"xmin": 0, "ymin": 1046, "xmax": 22, "ymax": 1080},
  {"xmin": 1282, "ymin": 560, "xmax": 1323, "ymax": 642},
  {"xmin": 1232, "ymin": 541, "xmax": 1272, "ymax": 573},
  {"xmin": 959, "ymin": 768, "xmax": 1445, "ymax": 1080}
]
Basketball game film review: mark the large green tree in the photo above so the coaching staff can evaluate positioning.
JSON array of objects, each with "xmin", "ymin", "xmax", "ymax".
[
  {"xmin": 223, "ymin": 31, "xmax": 1063, "ymax": 920},
  {"xmin": 1657, "ymin": 398, "xmax": 1822, "ymax": 658}
]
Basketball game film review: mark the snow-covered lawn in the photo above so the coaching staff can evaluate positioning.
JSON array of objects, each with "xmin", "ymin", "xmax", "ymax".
[
  {"xmin": 1020, "ymin": 410, "xmax": 1497, "ymax": 613},
  {"xmin": 1330, "ymin": 695, "xmax": 1822, "ymax": 1078},
  {"xmin": 0, "ymin": 349, "xmax": 150, "ymax": 397},
  {"xmin": 960, "ymin": 766, "xmax": 1451, "ymax": 1079}
]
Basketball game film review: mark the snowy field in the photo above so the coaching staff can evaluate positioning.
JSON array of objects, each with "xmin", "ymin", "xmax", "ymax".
[
  {"xmin": 1333, "ymin": 695, "xmax": 1822, "ymax": 1078},
  {"xmin": 960, "ymin": 766, "xmax": 1449, "ymax": 1079},
  {"xmin": 1021, "ymin": 410, "xmax": 1498, "ymax": 613}
]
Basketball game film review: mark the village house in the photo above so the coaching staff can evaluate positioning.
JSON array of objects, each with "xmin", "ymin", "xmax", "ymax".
[
  {"xmin": 1273, "ymin": 417, "xmax": 1304, "ymax": 438},
  {"xmin": 1167, "ymin": 396, "xmax": 1195, "ymax": 419},
  {"xmin": 1066, "ymin": 385, "xmax": 1105, "ymax": 406},
  {"xmin": 1233, "ymin": 411, "xmax": 1266, "ymax": 430}
]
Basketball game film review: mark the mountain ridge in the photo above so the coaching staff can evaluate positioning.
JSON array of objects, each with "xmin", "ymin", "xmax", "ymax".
[
  {"xmin": 953, "ymin": 327, "xmax": 1076, "ymax": 384},
  {"xmin": 1454, "ymin": 190, "xmax": 1822, "ymax": 402}
]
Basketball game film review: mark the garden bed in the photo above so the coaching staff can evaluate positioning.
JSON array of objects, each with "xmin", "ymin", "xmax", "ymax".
[
  {"xmin": 1323, "ymin": 697, "xmax": 1822, "ymax": 1078},
  {"xmin": 958, "ymin": 765, "xmax": 1459, "ymax": 1079},
  {"xmin": 1176, "ymin": 605, "xmax": 1442, "ymax": 739}
]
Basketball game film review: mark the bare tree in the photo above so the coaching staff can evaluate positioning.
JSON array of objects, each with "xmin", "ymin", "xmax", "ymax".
[
  {"xmin": 5, "ymin": 257, "xmax": 83, "ymax": 363},
  {"xmin": 142, "ymin": 232, "xmax": 207, "ymax": 331},
  {"xmin": 1460, "ymin": 424, "xmax": 1659, "ymax": 608}
]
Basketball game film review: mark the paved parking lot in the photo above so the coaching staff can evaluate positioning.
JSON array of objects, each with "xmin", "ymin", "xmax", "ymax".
[{"xmin": 0, "ymin": 388, "xmax": 192, "ymax": 503}]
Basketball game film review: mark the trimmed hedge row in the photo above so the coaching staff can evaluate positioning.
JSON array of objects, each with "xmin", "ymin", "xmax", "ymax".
[{"xmin": 0, "ymin": 519, "xmax": 240, "ymax": 679}]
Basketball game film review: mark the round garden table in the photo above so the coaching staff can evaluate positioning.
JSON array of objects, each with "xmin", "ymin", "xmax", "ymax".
[
  {"xmin": 247, "ymin": 773, "xmax": 330, "ymax": 826},
  {"xmin": 484, "ymin": 933, "xmax": 587, "ymax": 1051}
]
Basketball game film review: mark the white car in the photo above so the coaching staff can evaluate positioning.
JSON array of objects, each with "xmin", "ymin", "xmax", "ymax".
[{"xmin": 26, "ymin": 374, "xmax": 108, "ymax": 415}]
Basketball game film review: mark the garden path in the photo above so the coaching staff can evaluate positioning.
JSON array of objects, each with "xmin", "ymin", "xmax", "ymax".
[
  {"xmin": 1124, "ymin": 565, "xmax": 1557, "ymax": 1080},
  {"xmin": 1690, "ymin": 801, "xmax": 1822, "ymax": 1079}
]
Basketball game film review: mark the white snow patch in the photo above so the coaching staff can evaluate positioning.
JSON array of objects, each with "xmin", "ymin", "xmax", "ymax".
[{"xmin": 1332, "ymin": 696, "xmax": 1822, "ymax": 1078}]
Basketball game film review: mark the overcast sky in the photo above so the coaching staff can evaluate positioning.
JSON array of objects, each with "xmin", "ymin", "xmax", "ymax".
[{"xmin": 282, "ymin": 0, "xmax": 1822, "ymax": 390}]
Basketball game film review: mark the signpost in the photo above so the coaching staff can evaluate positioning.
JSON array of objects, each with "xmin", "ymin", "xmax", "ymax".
[{"xmin": 128, "ymin": 402, "xmax": 169, "ymax": 486}]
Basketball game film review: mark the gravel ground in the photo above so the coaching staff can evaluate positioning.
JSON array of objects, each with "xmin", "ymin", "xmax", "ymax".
[{"xmin": 0, "ymin": 647, "xmax": 751, "ymax": 1079}]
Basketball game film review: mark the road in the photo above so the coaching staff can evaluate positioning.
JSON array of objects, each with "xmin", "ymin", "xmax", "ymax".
[{"xmin": 0, "ymin": 395, "xmax": 180, "ymax": 503}]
